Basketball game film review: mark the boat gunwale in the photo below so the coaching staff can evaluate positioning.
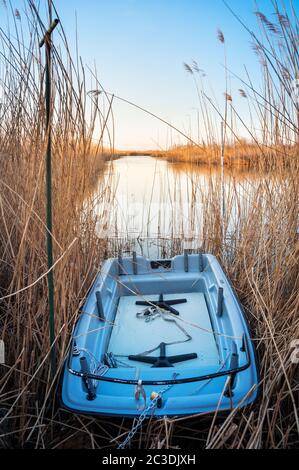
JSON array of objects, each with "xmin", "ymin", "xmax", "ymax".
[{"xmin": 66, "ymin": 334, "xmax": 251, "ymax": 386}]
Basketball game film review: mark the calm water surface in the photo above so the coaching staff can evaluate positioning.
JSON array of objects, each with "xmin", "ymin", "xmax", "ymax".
[{"xmin": 95, "ymin": 155, "xmax": 263, "ymax": 257}]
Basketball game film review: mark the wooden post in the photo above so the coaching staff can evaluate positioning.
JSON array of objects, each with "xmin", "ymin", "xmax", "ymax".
[{"xmin": 39, "ymin": 17, "xmax": 60, "ymax": 375}]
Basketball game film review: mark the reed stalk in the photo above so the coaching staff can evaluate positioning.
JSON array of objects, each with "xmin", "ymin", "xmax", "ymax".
[{"xmin": 0, "ymin": 0, "xmax": 298, "ymax": 449}]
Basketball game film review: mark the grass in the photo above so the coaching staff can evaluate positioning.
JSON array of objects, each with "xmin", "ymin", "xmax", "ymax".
[
  {"xmin": 0, "ymin": 0, "xmax": 298, "ymax": 449},
  {"xmin": 153, "ymin": 141, "xmax": 299, "ymax": 169}
]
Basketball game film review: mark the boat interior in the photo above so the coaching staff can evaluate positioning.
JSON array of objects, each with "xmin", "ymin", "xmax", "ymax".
[{"xmin": 76, "ymin": 254, "xmax": 243, "ymax": 379}]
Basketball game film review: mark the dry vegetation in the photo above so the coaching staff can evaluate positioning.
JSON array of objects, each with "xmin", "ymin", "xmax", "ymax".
[
  {"xmin": 0, "ymin": 0, "xmax": 298, "ymax": 450},
  {"xmin": 153, "ymin": 141, "xmax": 299, "ymax": 169}
]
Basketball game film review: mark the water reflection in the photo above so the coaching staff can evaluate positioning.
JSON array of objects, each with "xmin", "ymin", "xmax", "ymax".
[{"xmin": 93, "ymin": 155, "xmax": 277, "ymax": 258}]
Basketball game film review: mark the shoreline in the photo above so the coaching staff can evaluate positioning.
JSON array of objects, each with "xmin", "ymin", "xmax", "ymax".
[{"xmin": 103, "ymin": 143, "xmax": 299, "ymax": 170}]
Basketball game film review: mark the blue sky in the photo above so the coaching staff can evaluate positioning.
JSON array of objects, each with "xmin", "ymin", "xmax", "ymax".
[
  {"xmin": 1, "ymin": 0, "xmax": 297, "ymax": 149},
  {"xmin": 57, "ymin": 0, "xmax": 264, "ymax": 149}
]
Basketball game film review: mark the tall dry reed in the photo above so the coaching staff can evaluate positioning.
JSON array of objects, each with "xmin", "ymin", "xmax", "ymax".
[{"xmin": 0, "ymin": 0, "xmax": 298, "ymax": 450}]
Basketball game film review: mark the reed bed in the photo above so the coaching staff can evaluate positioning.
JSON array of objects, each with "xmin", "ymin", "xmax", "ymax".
[
  {"xmin": 153, "ymin": 141, "xmax": 299, "ymax": 169},
  {"xmin": 0, "ymin": 0, "xmax": 298, "ymax": 449},
  {"xmin": 0, "ymin": 0, "xmax": 114, "ymax": 448}
]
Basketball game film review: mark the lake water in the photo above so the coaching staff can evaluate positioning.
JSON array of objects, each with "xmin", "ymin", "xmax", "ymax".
[{"xmin": 94, "ymin": 155, "xmax": 264, "ymax": 258}]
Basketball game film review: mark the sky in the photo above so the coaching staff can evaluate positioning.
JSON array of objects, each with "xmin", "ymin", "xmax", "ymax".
[{"xmin": 1, "ymin": 0, "xmax": 297, "ymax": 149}]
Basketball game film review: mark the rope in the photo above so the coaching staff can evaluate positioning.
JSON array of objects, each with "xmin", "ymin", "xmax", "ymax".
[
  {"xmin": 103, "ymin": 270, "xmax": 244, "ymax": 341},
  {"xmin": 134, "ymin": 306, "xmax": 192, "ymax": 357},
  {"xmin": 76, "ymin": 347, "xmax": 108, "ymax": 387}
]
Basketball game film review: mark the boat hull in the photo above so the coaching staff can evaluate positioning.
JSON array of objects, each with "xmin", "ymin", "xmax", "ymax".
[{"xmin": 61, "ymin": 254, "xmax": 259, "ymax": 417}]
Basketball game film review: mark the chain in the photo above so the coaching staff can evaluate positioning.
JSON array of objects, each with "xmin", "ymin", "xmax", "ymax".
[{"xmin": 117, "ymin": 373, "xmax": 178, "ymax": 449}]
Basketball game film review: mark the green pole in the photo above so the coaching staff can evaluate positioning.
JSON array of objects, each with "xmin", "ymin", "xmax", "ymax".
[{"xmin": 39, "ymin": 19, "xmax": 59, "ymax": 375}]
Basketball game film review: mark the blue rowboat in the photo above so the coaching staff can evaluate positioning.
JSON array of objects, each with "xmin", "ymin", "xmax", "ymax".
[{"xmin": 61, "ymin": 253, "xmax": 259, "ymax": 417}]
